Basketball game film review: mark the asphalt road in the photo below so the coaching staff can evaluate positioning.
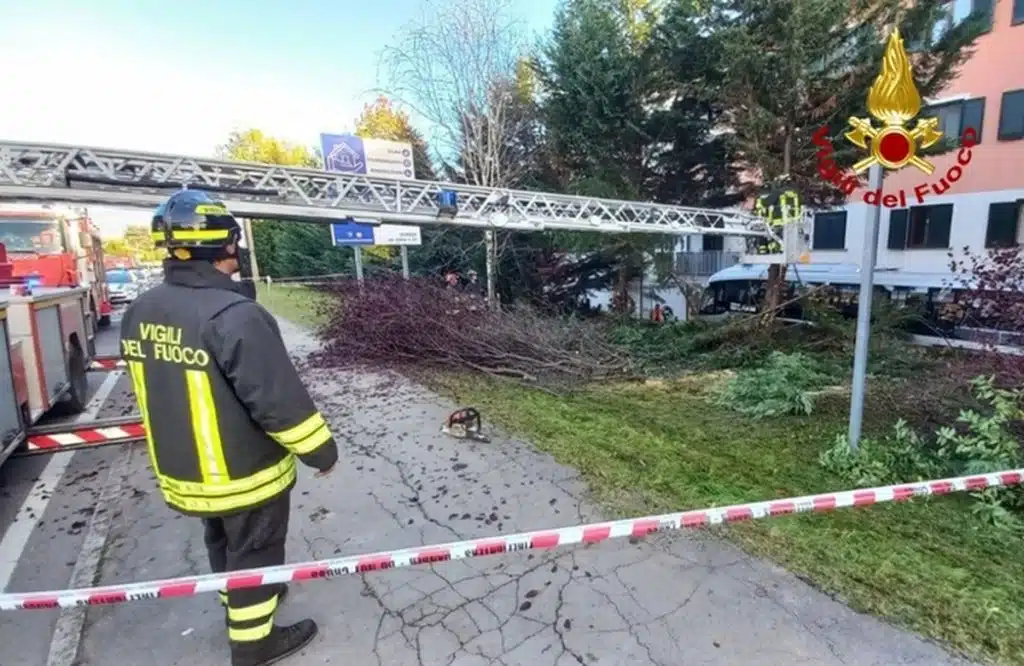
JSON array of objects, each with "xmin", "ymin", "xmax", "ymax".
[
  {"xmin": 0, "ymin": 311, "xmax": 136, "ymax": 666},
  {"xmin": 0, "ymin": 312, "xmax": 979, "ymax": 666}
]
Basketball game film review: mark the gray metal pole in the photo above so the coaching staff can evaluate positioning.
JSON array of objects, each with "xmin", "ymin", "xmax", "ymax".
[
  {"xmin": 847, "ymin": 164, "xmax": 885, "ymax": 451},
  {"xmin": 400, "ymin": 245, "xmax": 410, "ymax": 280},
  {"xmin": 353, "ymin": 246, "xmax": 364, "ymax": 282},
  {"xmin": 241, "ymin": 218, "xmax": 260, "ymax": 281},
  {"xmin": 484, "ymin": 229, "xmax": 497, "ymax": 308}
]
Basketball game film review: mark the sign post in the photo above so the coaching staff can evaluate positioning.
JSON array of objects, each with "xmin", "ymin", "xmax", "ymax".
[
  {"xmin": 353, "ymin": 247, "xmax": 364, "ymax": 282},
  {"xmin": 847, "ymin": 164, "xmax": 884, "ymax": 451},
  {"xmin": 330, "ymin": 221, "xmax": 375, "ymax": 283}
]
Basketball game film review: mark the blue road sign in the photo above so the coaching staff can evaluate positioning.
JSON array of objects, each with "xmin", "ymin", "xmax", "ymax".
[
  {"xmin": 321, "ymin": 134, "xmax": 367, "ymax": 174},
  {"xmin": 330, "ymin": 222, "xmax": 376, "ymax": 246}
]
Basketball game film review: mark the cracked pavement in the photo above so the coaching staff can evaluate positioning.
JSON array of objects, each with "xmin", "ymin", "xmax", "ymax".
[{"xmin": 65, "ymin": 318, "xmax": 975, "ymax": 666}]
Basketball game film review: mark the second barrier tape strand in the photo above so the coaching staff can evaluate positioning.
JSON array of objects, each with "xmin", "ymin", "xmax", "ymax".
[{"xmin": 1, "ymin": 467, "xmax": 1021, "ymax": 611}]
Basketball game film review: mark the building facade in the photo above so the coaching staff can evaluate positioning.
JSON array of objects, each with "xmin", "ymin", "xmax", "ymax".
[
  {"xmin": 675, "ymin": 0, "xmax": 1024, "ymax": 280},
  {"xmin": 803, "ymin": 0, "xmax": 1024, "ymax": 275}
]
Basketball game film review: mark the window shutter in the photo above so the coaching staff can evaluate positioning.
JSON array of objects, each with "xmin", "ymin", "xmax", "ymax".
[
  {"xmin": 973, "ymin": 0, "xmax": 994, "ymax": 31},
  {"xmin": 887, "ymin": 209, "xmax": 908, "ymax": 249},
  {"xmin": 961, "ymin": 98, "xmax": 985, "ymax": 143},
  {"xmin": 998, "ymin": 91, "xmax": 1024, "ymax": 141},
  {"xmin": 985, "ymin": 202, "xmax": 1020, "ymax": 248},
  {"xmin": 813, "ymin": 212, "xmax": 847, "ymax": 250},
  {"xmin": 927, "ymin": 204, "xmax": 953, "ymax": 248}
]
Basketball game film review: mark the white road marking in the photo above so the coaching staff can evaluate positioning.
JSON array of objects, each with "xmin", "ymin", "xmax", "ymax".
[
  {"xmin": 0, "ymin": 369, "xmax": 124, "ymax": 592},
  {"xmin": 0, "ymin": 457, "xmax": 74, "ymax": 592},
  {"xmin": 45, "ymin": 444, "xmax": 133, "ymax": 666},
  {"xmin": 74, "ymin": 370, "xmax": 126, "ymax": 426}
]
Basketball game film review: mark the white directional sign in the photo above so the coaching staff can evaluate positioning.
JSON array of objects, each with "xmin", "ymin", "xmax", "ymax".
[
  {"xmin": 373, "ymin": 224, "xmax": 422, "ymax": 246},
  {"xmin": 320, "ymin": 134, "xmax": 415, "ymax": 179}
]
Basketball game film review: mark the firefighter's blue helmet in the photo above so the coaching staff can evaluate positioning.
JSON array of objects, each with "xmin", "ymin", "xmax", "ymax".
[{"xmin": 151, "ymin": 190, "xmax": 242, "ymax": 254}]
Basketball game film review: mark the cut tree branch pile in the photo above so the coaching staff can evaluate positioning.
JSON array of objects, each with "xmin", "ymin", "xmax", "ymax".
[{"xmin": 311, "ymin": 277, "xmax": 633, "ymax": 383}]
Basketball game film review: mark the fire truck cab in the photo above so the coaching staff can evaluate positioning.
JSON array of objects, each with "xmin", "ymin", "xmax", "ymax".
[{"xmin": 0, "ymin": 203, "xmax": 113, "ymax": 336}]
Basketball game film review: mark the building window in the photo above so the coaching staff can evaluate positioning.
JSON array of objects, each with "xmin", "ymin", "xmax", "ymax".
[
  {"xmin": 985, "ymin": 201, "xmax": 1022, "ymax": 248},
  {"xmin": 998, "ymin": 90, "xmax": 1024, "ymax": 141},
  {"xmin": 703, "ymin": 234, "xmax": 724, "ymax": 251},
  {"xmin": 922, "ymin": 97, "xmax": 985, "ymax": 144},
  {"xmin": 812, "ymin": 211, "xmax": 847, "ymax": 250},
  {"xmin": 930, "ymin": 0, "xmax": 993, "ymax": 42},
  {"xmin": 887, "ymin": 204, "xmax": 953, "ymax": 250}
]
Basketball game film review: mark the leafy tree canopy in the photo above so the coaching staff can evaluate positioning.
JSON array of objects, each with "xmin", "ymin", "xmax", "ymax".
[{"xmin": 355, "ymin": 95, "xmax": 436, "ymax": 181}]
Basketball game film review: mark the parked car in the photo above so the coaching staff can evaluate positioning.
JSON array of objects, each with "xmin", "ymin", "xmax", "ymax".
[{"xmin": 106, "ymin": 268, "xmax": 139, "ymax": 304}]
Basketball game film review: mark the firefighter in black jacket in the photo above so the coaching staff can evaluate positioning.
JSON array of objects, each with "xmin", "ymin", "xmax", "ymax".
[{"xmin": 120, "ymin": 189, "xmax": 339, "ymax": 666}]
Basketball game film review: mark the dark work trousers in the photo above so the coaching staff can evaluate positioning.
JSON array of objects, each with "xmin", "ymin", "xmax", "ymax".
[{"xmin": 202, "ymin": 492, "xmax": 290, "ymax": 643}]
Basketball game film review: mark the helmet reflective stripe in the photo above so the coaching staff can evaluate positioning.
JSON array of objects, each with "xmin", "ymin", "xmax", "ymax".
[
  {"xmin": 150, "ymin": 228, "xmax": 231, "ymax": 243},
  {"xmin": 194, "ymin": 204, "xmax": 230, "ymax": 216}
]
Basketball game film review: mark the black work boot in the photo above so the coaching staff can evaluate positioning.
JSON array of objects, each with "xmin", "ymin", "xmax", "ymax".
[{"xmin": 230, "ymin": 619, "xmax": 318, "ymax": 666}]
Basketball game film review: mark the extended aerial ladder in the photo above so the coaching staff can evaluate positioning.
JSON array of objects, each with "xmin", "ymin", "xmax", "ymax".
[
  {"xmin": 0, "ymin": 141, "xmax": 774, "ymax": 238},
  {"xmin": 0, "ymin": 140, "xmax": 790, "ymax": 462}
]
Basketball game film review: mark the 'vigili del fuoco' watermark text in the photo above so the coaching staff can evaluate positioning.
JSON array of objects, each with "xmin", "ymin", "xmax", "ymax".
[{"xmin": 812, "ymin": 28, "xmax": 978, "ymax": 207}]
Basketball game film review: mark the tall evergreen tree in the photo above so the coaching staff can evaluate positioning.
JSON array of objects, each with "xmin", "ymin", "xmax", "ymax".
[
  {"xmin": 536, "ymin": 0, "xmax": 739, "ymax": 313},
  {"xmin": 648, "ymin": 0, "xmax": 743, "ymax": 208}
]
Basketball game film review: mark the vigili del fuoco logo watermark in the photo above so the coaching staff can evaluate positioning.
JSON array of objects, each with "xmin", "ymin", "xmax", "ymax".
[{"xmin": 812, "ymin": 28, "xmax": 978, "ymax": 208}]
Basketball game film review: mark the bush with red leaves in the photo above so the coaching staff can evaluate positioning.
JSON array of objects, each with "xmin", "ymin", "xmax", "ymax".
[
  {"xmin": 949, "ymin": 246, "xmax": 1024, "ymax": 384},
  {"xmin": 950, "ymin": 247, "xmax": 1024, "ymax": 332},
  {"xmin": 310, "ymin": 276, "xmax": 633, "ymax": 383}
]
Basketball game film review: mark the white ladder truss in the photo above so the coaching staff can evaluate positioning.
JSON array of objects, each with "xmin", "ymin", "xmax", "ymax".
[{"xmin": 0, "ymin": 141, "xmax": 771, "ymax": 238}]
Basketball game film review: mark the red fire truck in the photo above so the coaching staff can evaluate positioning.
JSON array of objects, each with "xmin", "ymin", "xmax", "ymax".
[
  {"xmin": 0, "ymin": 204, "xmax": 113, "ymax": 332},
  {"xmin": 0, "ymin": 244, "xmax": 94, "ymax": 467}
]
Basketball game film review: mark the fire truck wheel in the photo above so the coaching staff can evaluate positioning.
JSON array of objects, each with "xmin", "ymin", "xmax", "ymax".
[{"xmin": 64, "ymin": 347, "xmax": 89, "ymax": 414}]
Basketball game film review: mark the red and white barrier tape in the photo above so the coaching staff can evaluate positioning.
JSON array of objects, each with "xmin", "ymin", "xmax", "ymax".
[
  {"xmin": 89, "ymin": 358, "xmax": 126, "ymax": 371},
  {"xmin": 26, "ymin": 423, "xmax": 146, "ymax": 451},
  {"xmin": 1, "ymin": 468, "xmax": 1020, "ymax": 611}
]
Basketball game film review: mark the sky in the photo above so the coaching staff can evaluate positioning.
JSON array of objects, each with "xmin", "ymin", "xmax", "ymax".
[{"xmin": 0, "ymin": 0, "xmax": 559, "ymax": 237}]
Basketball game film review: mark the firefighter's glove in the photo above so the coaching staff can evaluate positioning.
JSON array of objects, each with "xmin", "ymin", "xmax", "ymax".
[{"xmin": 299, "ymin": 436, "xmax": 339, "ymax": 476}]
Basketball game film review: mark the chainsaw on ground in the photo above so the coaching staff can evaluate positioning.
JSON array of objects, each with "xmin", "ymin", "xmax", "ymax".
[{"xmin": 441, "ymin": 407, "xmax": 490, "ymax": 442}]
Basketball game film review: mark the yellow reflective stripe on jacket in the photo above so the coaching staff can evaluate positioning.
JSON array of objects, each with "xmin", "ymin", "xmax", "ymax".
[
  {"xmin": 286, "ymin": 423, "xmax": 332, "ymax": 455},
  {"xmin": 159, "ymin": 454, "xmax": 294, "ymax": 497},
  {"xmin": 268, "ymin": 413, "xmax": 332, "ymax": 455},
  {"xmin": 159, "ymin": 456, "xmax": 296, "ymax": 514},
  {"xmin": 185, "ymin": 369, "xmax": 229, "ymax": 483},
  {"xmin": 127, "ymin": 361, "xmax": 160, "ymax": 476}
]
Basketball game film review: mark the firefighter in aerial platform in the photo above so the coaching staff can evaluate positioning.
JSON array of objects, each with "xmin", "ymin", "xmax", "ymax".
[{"xmin": 120, "ymin": 189, "xmax": 339, "ymax": 665}]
